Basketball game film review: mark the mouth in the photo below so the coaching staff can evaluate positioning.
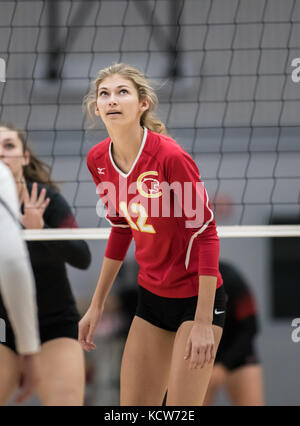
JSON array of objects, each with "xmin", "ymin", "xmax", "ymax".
[{"xmin": 107, "ymin": 111, "xmax": 122, "ymax": 116}]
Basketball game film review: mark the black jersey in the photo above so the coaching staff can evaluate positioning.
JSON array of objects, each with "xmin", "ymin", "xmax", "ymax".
[
  {"xmin": 216, "ymin": 262, "xmax": 259, "ymax": 369},
  {"xmin": 0, "ymin": 182, "xmax": 91, "ymax": 328}
]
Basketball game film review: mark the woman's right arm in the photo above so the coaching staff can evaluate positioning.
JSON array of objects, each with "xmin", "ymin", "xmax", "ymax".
[
  {"xmin": 78, "ymin": 257, "xmax": 123, "ymax": 352},
  {"xmin": 91, "ymin": 257, "xmax": 123, "ymax": 310},
  {"xmin": 81, "ymin": 150, "xmax": 132, "ymax": 351}
]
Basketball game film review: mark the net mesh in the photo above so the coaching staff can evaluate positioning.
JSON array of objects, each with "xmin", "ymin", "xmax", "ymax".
[{"xmin": 1, "ymin": 0, "xmax": 300, "ymax": 231}]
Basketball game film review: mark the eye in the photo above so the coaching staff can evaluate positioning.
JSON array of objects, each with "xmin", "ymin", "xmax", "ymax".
[
  {"xmin": 120, "ymin": 89, "xmax": 128, "ymax": 94},
  {"xmin": 99, "ymin": 90, "xmax": 108, "ymax": 97},
  {"xmin": 4, "ymin": 142, "xmax": 15, "ymax": 149}
]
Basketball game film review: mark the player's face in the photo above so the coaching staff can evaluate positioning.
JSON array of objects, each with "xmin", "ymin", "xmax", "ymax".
[
  {"xmin": 0, "ymin": 127, "xmax": 29, "ymax": 179},
  {"xmin": 95, "ymin": 74, "xmax": 149, "ymax": 128}
]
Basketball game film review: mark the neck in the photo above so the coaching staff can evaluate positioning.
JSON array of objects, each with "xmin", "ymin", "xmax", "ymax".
[{"xmin": 108, "ymin": 124, "xmax": 145, "ymax": 164}]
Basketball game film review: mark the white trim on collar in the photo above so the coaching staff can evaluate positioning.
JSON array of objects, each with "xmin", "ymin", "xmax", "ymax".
[{"xmin": 109, "ymin": 128, "xmax": 148, "ymax": 178}]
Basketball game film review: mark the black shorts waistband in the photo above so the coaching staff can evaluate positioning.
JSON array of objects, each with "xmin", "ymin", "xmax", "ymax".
[{"xmin": 135, "ymin": 285, "xmax": 227, "ymax": 332}]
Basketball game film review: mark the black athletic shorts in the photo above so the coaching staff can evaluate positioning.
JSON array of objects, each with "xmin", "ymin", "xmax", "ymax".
[
  {"xmin": 0, "ymin": 321, "xmax": 78, "ymax": 354},
  {"xmin": 215, "ymin": 351, "xmax": 260, "ymax": 371},
  {"xmin": 135, "ymin": 285, "xmax": 226, "ymax": 332}
]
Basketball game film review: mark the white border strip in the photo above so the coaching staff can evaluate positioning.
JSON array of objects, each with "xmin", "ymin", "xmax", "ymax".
[
  {"xmin": 109, "ymin": 127, "xmax": 148, "ymax": 178},
  {"xmin": 23, "ymin": 225, "xmax": 300, "ymax": 241},
  {"xmin": 185, "ymin": 187, "xmax": 214, "ymax": 269}
]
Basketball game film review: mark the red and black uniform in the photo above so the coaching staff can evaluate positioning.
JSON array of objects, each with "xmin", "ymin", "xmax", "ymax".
[
  {"xmin": 0, "ymin": 182, "xmax": 91, "ymax": 352},
  {"xmin": 215, "ymin": 262, "xmax": 260, "ymax": 370},
  {"xmin": 87, "ymin": 128, "xmax": 225, "ymax": 329}
]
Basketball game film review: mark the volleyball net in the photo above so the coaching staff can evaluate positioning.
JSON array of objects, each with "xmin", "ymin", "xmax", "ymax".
[{"xmin": 1, "ymin": 0, "xmax": 300, "ymax": 240}]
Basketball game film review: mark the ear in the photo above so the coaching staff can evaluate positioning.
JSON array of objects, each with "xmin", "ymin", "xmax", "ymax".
[
  {"xmin": 140, "ymin": 97, "xmax": 150, "ymax": 113},
  {"xmin": 94, "ymin": 104, "xmax": 101, "ymax": 117},
  {"xmin": 23, "ymin": 150, "xmax": 30, "ymax": 167}
]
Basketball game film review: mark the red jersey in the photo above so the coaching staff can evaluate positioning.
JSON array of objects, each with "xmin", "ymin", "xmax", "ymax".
[{"xmin": 87, "ymin": 128, "xmax": 222, "ymax": 298}]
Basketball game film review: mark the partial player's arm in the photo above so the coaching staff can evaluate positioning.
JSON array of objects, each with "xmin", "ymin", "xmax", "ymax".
[
  {"xmin": 78, "ymin": 216, "xmax": 132, "ymax": 352},
  {"xmin": 79, "ymin": 149, "xmax": 133, "ymax": 351},
  {"xmin": 166, "ymin": 150, "xmax": 220, "ymax": 369},
  {"xmin": 78, "ymin": 257, "xmax": 124, "ymax": 351},
  {"xmin": 0, "ymin": 164, "xmax": 40, "ymax": 355}
]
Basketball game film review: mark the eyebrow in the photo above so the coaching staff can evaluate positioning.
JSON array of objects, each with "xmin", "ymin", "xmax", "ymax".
[
  {"xmin": 98, "ymin": 84, "xmax": 131, "ymax": 91},
  {"xmin": 1, "ymin": 138, "xmax": 14, "ymax": 143}
]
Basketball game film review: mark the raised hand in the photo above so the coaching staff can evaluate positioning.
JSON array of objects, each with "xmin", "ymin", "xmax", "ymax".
[{"xmin": 20, "ymin": 182, "xmax": 50, "ymax": 229}]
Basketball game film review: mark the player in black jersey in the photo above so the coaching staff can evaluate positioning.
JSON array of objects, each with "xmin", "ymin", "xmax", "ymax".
[
  {"xmin": 204, "ymin": 261, "xmax": 264, "ymax": 405},
  {"xmin": 0, "ymin": 124, "xmax": 91, "ymax": 405}
]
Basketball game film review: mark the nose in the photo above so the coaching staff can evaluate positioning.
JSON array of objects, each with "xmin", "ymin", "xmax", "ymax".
[{"xmin": 108, "ymin": 94, "xmax": 118, "ymax": 106}]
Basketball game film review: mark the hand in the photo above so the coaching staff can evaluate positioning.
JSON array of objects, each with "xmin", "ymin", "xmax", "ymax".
[
  {"xmin": 184, "ymin": 322, "xmax": 215, "ymax": 370},
  {"xmin": 15, "ymin": 353, "xmax": 41, "ymax": 404},
  {"xmin": 20, "ymin": 182, "xmax": 50, "ymax": 229},
  {"xmin": 78, "ymin": 306, "xmax": 103, "ymax": 352}
]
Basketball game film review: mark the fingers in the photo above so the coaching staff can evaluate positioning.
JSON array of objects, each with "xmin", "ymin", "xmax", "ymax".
[
  {"xmin": 184, "ymin": 338, "xmax": 192, "ymax": 361},
  {"xmin": 186, "ymin": 344, "xmax": 215, "ymax": 370},
  {"xmin": 34, "ymin": 184, "xmax": 50, "ymax": 210},
  {"xmin": 78, "ymin": 322, "xmax": 96, "ymax": 353},
  {"xmin": 31, "ymin": 181, "xmax": 38, "ymax": 203},
  {"xmin": 22, "ymin": 181, "xmax": 30, "ymax": 204},
  {"xmin": 23, "ymin": 183, "xmax": 50, "ymax": 212},
  {"xmin": 37, "ymin": 186, "xmax": 48, "ymax": 206},
  {"xmin": 41, "ymin": 196, "xmax": 50, "ymax": 212}
]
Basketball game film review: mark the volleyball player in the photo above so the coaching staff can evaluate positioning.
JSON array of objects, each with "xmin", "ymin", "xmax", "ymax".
[
  {"xmin": 79, "ymin": 63, "xmax": 226, "ymax": 406},
  {"xmin": 204, "ymin": 262, "xmax": 264, "ymax": 406},
  {"xmin": 0, "ymin": 161, "xmax": 40, "ymax": 405},
  {"xmin": 0, "ymin": 124, "xmax": 91, "ymax": 405}
]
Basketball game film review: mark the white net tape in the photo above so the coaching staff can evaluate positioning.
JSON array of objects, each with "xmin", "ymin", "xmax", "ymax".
[{"xmin": 23, "ymin": 225, "xmax": 300, "ymax": 241}]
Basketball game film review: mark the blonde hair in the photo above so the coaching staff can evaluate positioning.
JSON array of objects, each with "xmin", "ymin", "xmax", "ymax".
[{"xmin": 83, "ymin": 63, "xmax": 168, "ymax": 135}]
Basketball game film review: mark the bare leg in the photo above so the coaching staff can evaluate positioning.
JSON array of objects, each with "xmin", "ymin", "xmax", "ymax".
[
  {"xmin": 203, "ymin": 363, "xmax": 228, "ymax": 405},
  {"xmin": 0, "ymin": 345, "xmax": 20, "ymax": 405},
  {"xmin": 225, "ymin": 364, "xmax": 264, "ymax": 406},
  {"xmin": 37, "ymin": 338, "xmax": 85, "ymax": 406},
  {"xmin": 167, "ymin": 322, "xmax": 223, "ymax": 406},
  {"xmin": 120, "ymin": 316, "xmax": 175, "ymax": 406}
]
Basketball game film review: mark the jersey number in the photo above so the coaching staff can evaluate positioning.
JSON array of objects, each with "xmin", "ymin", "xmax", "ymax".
[{"xmin": 119, "ymin": 202, "xmax": 156, "ymax": 234}]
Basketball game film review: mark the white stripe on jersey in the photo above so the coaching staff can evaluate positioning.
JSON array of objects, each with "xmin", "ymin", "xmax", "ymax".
[
  {"xmin": 185, "ymin": 187, "xmax": 214, "ymax": 270},
  {"xmin": 105, "ymin": 216, "xmax": 130, "ymax": 228}
]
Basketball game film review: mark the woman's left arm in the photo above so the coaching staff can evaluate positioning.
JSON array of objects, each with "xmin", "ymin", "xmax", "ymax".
[
  {"xmin": 165, "ymin": 150, "xmax": 221, "ymax": 370},
  {"xmin": 184, "ymin": 275, "xmax": 217, "ymax": 369}
]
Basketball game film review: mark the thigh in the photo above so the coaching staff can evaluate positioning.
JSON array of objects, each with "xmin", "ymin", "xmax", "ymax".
[
  {"xmin": 167, "ymin": 322, "xmax": 223, "ymax": 406},
  {"xmin": 203, "ymin": 363, "xmax": 228, "ymax": 406},
  {"xmin": 225, "ymin": 364, "xmax": 264, "ymax": 406},
  {"xmin": 0, "ymin": 345, "xmax": 20, "ymax": 405},
  {"xmin": 120, "ymin": 316, "xmax": 175, "ymax": 406},
  {"xmin": 37, "ymin": 338, "xmax": 85, "ymax": 406}
]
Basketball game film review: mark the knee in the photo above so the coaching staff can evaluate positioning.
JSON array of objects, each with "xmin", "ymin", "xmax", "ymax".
[{"xmin": 42, "ymin": 387, "xmax": 84, "ymax": 406}]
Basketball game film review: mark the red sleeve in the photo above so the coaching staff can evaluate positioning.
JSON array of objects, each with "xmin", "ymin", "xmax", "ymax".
[
  {"xmin": 195, "ymin": 226, "xmax": 221, "ymax": 280},
  {"xmin": 105, "ymin": 226, "xmax": 133, "ymax": 261},
  {"xmin": 87, "ymin": 149, "xmax": 132, "ymax": 261},
  {"xmin": 166, "ymin": 150, "xmax": 213, "ymax": 229},
  {"xmin": 166, "ymin": 149, "xmax": 221, "ymax": 281}
]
